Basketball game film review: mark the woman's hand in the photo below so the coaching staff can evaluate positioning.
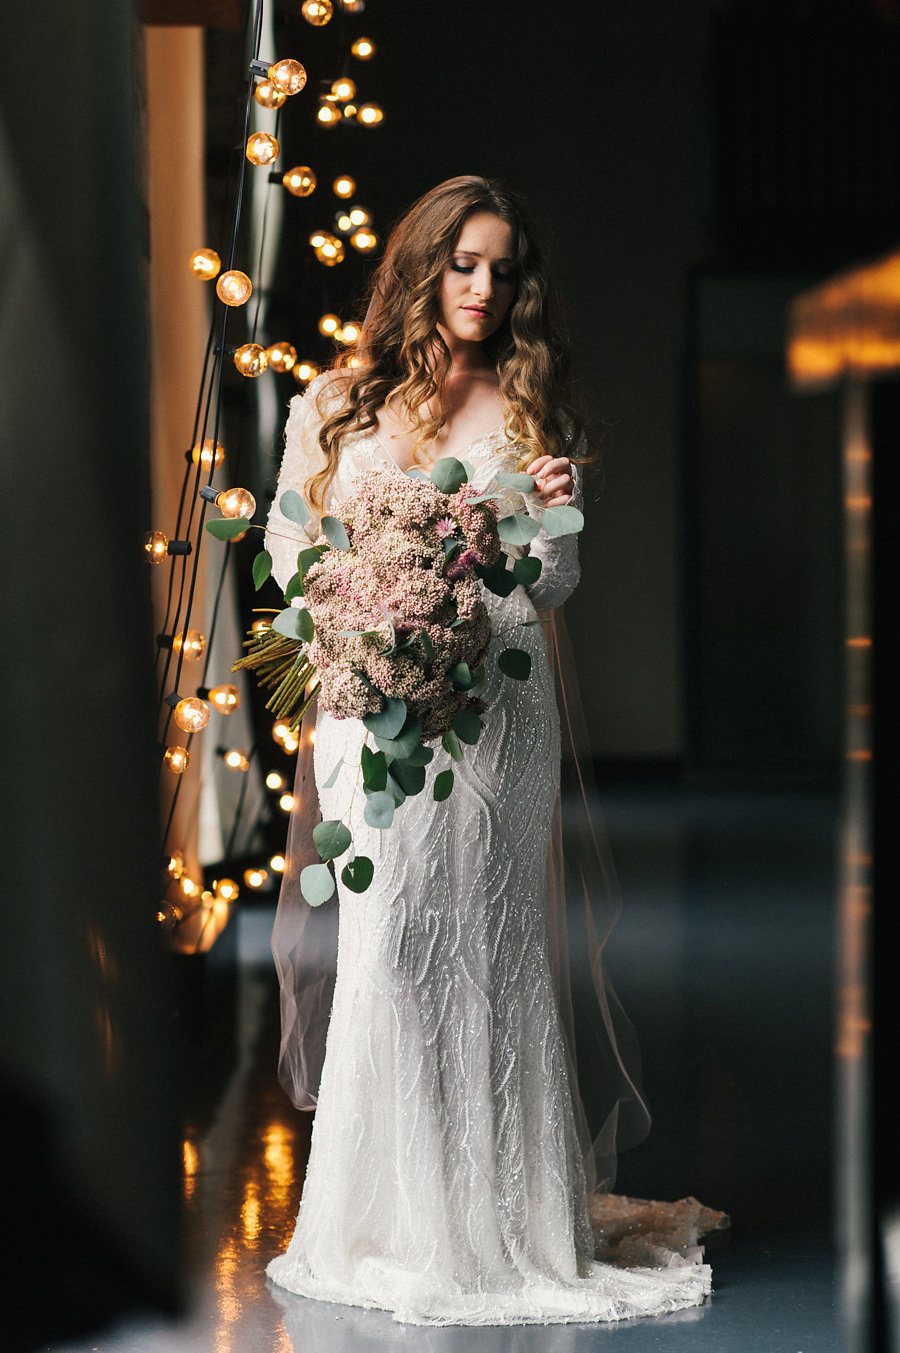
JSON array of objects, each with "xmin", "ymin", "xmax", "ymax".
[{"xmin": 525, "ymin": 456, "xmax": 575, "ymax": 507}]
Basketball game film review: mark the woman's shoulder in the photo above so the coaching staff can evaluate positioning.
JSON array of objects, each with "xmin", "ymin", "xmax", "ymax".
[{"xmin": 290, "ymin": 367, "xmax": 353, "ymax": 421}]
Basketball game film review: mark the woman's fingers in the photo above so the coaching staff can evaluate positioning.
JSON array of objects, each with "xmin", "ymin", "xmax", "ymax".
[{"xmin": 524, "ymin": 456, "xmax": 574, "ymax": 506}]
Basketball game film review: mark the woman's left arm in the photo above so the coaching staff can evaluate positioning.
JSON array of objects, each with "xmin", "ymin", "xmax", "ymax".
[{"xmin": 521, "ymin": 454, "xmax": 583, "ymax": 610}]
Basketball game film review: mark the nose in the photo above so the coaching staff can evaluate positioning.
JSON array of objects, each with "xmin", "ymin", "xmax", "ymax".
[{"xmin": 471, "ymin": 265, "xmax": 494, "ymax": 299}]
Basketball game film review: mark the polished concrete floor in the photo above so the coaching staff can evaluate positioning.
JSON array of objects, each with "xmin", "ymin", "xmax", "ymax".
[{"xmin": 49, "ymin": 788, "xmax": 844, "ymax": 1353}]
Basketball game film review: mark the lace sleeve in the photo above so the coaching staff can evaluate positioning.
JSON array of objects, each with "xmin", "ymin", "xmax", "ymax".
[
  {"xmin": 265, "ymin": 376, "xmax": 332, "ymax": 592},
  {"xmin": 523, "ymin": 460, "xmax": 584, "ymax": 611}
]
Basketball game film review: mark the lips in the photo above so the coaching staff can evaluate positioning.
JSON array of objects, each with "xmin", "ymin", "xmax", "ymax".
[{"xmin": 463, "ymin": 306, "xmax": 491, "ymax": 318}]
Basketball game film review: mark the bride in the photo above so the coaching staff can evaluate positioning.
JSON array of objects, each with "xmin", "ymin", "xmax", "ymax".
[{"xmin": 263, "ymin": 175, "xmax": 725, "ymax": 1325}]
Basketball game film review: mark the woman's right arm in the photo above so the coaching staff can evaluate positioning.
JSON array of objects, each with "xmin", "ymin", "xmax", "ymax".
[{"xmin": 265, "ymin": 377, "xmax": 331, "ymax": 592}]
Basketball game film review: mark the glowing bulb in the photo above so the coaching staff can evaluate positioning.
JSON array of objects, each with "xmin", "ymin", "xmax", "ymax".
[
  {"xmin": 302, "ymin": 0, "xmax": 333, "ymax": 23},
  {"xmin": 168, "ymin": 851, "xmax": 185, "ymax": 878},
  {"xmin": 234, "ymin": 343, "xmax": 268, "ymax": 377},
  {"xmin": 279, "ymin": 792, "xmax": 296, "ymax": 812},
  {"xmin": 266, "ymin": 771, "xmax": 287, "ymax": 790},
  {"xmin": 157, "ymin": 902, "xmax": 182, "ymax": 930},
  {"xmin": 215, "ymin": 486, "xmax": 256, "ymax": 519},
  {"xmin": 351, "ymin": 37, "xmax": 374, "ymax": 58},
  {"xmin": 216, "ymin": 270, "xmax": 252, "ymax": 306},
  {"xmin": 293, "ymin": 360, "xmax": 320, "ymax": 384},
  {"xmin": 145, "ymin": 530, "xmax": 169, "ymax": 563},
  {"xmin": 191, "ymin": 439, "xmax": 224, "ymax": 468},
  {"xmin": 315, "ymin": 236, "xmax": 345, "ymax": 266},
  {"xmin": 357, "ymin": 103, "xmax": 383, "ymax": 125},
  {"xmin": 340, "ymin": 0, "xmax": 365, "ymax": 11},
  {"xmin": 342, "ymin": 103, "xmax": 358, "ymax": 119},
  {"xmin": 333, "ymin": 174, "xmax": 356, "ymax": 198},
  {"xmin": 316, "ymin": 101, "xmax": 342, "ymax": 127},
  {"xmin": 309, "ymin": 230, "xmax": 328, "ymax": 249},
  {"xmin": 331, "ymin": 79, "xmax": 356, "ymax": 102},
  {"xmin": 272, "ymin": 721, "xmax": 291, "ymax": 742},
  {"xmin": 348, "ymin": 205, "xmax": 370, "ymax": 226},
  {"xmin": 270, "ymin": 854, "xmax": 286, "ymax": 872},
  {"xmin": 164, "ymin": 745, "xmax": 191, "ymax": 774},
  {"xmin": 283, "ymin": 165, "xmax": 317, "ymax": 197},
  {"xmin": 181, "ymin": 875, "xmax": 202, "ymax": 898},
  {"xmin": 339, "ymin": 321, "xmax": 360, "ymax": 343},
  {"xmin": 215, "ymin": 878, "xmax": 239, "ymax": 901},
  {"xmin": 267, "ymin": 342, "xmax": 297, "ymax": 373},
  {"xmin": 224, "ymin": 749, "xmax": 250, "ymax": 771},
  {"xmin": 346, "ymin": 354, "xmax": 363, "ymax": 369},
  {"xmin": 350, "ymin": 228, "xmax": 378, "ymax": 254},
  {"xmin": 268, "ymin": 58, "xmax": 307, "ymax": 95},
  {"xmin": 336, "ymin": 213, "xmax": 353, "ymax": 233},
  {"xmin": 189, "ymin": 248, "xmax": 221, "ymax": 280},
  {"xmin": 318, "ymin": 313, "xmax": 341, "ymax": 336},
  {"xmin": 174, "ymin": 697, "xmax": 210, "ymax": 733},
  {"xmin": 244, "ymin": 868, "xmax": 268, "ymax": 889},
  {"xmin": 250, "ymin": 616, "xmax": 272, "ymax": 632},
  {"xmin": 254, "ymin": 78, "xmax": 287, "ymax": 109},
  {"xmin": 246, "ymin": 131, "xmax": 279, "ymax": 166},
  {"xmin": 209, "ymin": 683, "xmax": 240, "ymax": 713},
  {"xmin": 283, "ymin": 735, "xmax": 299, "ymax": 753},
  {"xmin": 173, "ymin": 629, "xmax": 206, "ymax": 660}
]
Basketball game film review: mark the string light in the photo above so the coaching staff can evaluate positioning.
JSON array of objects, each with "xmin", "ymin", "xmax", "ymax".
[
  {"xmin": 216, "ymin": 270, "xmax": 252, "ymax": 306},
  {"xmin": 283, "ymin": 165, "xmax": 317, "ymax": 197},
  {"xmin": 316, "ymin": 100, "xmax": 342, "ymax": 127},
  {"xmin": 342, "ymin": 103, "xmax": 358, "ymax": 120},
  {"xmin": 336, "ymin": 211, "xmax": 353, "ymax": 233},
  {"xmin": 318, "ymin": 313, "xmax": 341, "ymax": 336},
  {"xmin": 173, "ymin": 697, "xmax": 210, "ymax": 733},
  {"xmin": 357, "ymin": 103, "xmax": 383, "ymax": 126},
  {"xmin": 331, "ymin": 78, "xmax": 356, "ymax": 102},
  {"xmin": 333, "ymin": 174, "xmax": 356, "ymax": 198},
  {"xmin": 302, "ymin": 0, "xmax": 333, "ymax": 23},
  {"xmin": 267, "ymin": 341, "xmax": 297, "ymax": 372},
  {"xmin": 157, "ymin": 901, "xmax": 182, "ymax": 930},
  {"xmin": 348, "ymin": 205, "xmax": 370, "ymax": 227},
  {"xmin": 234, "ymin": 343, "xmax": 269, "ymax": 376},
  {"xmin": 335, "ymin": 321, "xmax": 360, "ymax": 344},
  {"xmin": 246, "ymin": 132, "xmax": 279, "ymax": 166},
  {"xmin": 189, "ymin": 248, "xmax": 221, "ymax": 280},
  {"xmin": 168, "ymin": 851, "xmax": 186, "ymax": 878},
  {"xmin": 173, "ymin": 629, "xmax": 206, "ymax": 660},
  {"xmin": 339, "ymin": 0, "xmax": 365, "ymax": 11},
  {"xmin": 181, "ymin": 875, "xmax": 202, "ymax": 898},
  {"xmin": 315, "ymin": 235, "xmax": 345, "ymax": 266},
  {"xmin": 214, "ymin": 878, "xmax": 239, "ymax": 901},
  {"xmin": 266, "ymin": 771, "xmax": 287, "ymax": 790},
  {"xmin": 244, "ymin": 867, "xmax": 268, "ymax": 888},
  {"xmin": 190, "ymin": 439, "xmax": 225, "ymax": 468},
  {"xmin": 350, "ymin": 228, "xmax": 378, "ymax": 254},
  {"xmin": 145, "ymin": 531, "xmax": 170, "ymax": 563},
  {"xmin": 268, "ymin": 59, "xmax": 307, "ymax": 95},
  {"xmin": 293, "ymin": 360, "xmax": 320, "ymax": 384},
  {"xmin": 223, "ymin": 748, "xmax": 250, "ymax": 771},
  {"xmin": 208, "ymin": 684, "xmax": 240, "ymax": 713},
  {"xmin": 254, "ymin": 78, "xmax": 287, "ymax": 110},
  {"xmin": 250, "ymin": 616, "xmax": 273, "ymax": 632},
  {"xmin": 351, "ymin": 37, "xmax": 375, "ymax": 58},
  {"xmin": 279, "ymin": 792, "xmax": 296, "ymax": 813},
  {"xmin": 164, "ymin": 745, "xmax": 191, "ymax": 775},
  {"xmin": 205, "ymin": 485, "xmax": 257, "ymax": 519},
  {"xmin": 270, "ymin": 854, "xmax": 286, "ymax": 873}
]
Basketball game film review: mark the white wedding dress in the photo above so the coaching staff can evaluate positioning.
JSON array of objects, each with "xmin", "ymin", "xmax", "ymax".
[{"xmin": 263, "ymin": 375, "xmax": 722, "ymax": 1326}]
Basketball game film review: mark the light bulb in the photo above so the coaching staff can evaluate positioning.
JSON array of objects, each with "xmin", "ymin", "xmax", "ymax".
[
  {"xmin": 316, "ymin": 101, "xmax": 342, "ymax": 127},
  {"xmin": 234, "ymin": 343, "xmax": 268, "ymax": 377},
  {"xmin": 209, "ymin": 683, "xmax": 240, "ymax": 713},
  {"xmin": 315, "ymin": 236, "xmax": 345, "ymax": 266},
  {"xmin": 350, "ymin": 228, "xmax": 378, "ymax": 254},
  {"xmin": 145, "ymin": 530, "xmax": 169, "ymax": 563},
  {"xmin": 338, "ymin": 321, "xmax": 360, "ymax": 344},
  {"xmin": 181, "ymin": 875, "xmax": 202, "ymax": 898},
  {"xmin": 309, "ymin": 230, "xmax": 328, "ymax": 249},
  {"xmin": 302, "ymin": 0, "xmax": 333, "ymax": 23},
  {"xmin": 282, "ymin": 734, "xmax": 299, "ymax": 753},
  {"xmin": 189, "ymin": 248, "xmax": 221, "ymax": 280},
  {"xmin": 357, "ymin": 103, "xmax": 383, "ymax": 125},
  {"xmin": 267, "ymin": 342, "xmax": 297, "ymax": 372},
  {"xmin": 333, "ymin": 174, "xmax": 356, "ymax": 198},
  {"xmin": 244, "ymin": 867, "xmax": 268, "ymax": 888},
  {"xmin": 270, "ymin": 854, "xmax": 286, "ymax": 873},
  {"xmin": 283, "ymin": 165, "xmax": 317, "ymax": 197},
  {"xmin": 293, "ymin": 360, "xmax": 320, "ymax": 384},
  {"xmin": 348, "ymin": 205, "xmax": 370, "ymax": 226},
  {"xmin": 174, "ymin": 696, "xmax": 210, "ymax": 733},
  {"xmin": 346, "ymin": 353, "xmax": 363, "ymax": 369},
  {"xmin": 157, "ymin": 901, "xmax": 182, "ymax": 931},
  {"xmin": 215, "ymin": 878, "xmax": 239, "ymax": 901},
  {"xmin": 331, "ymin": 78, "xmax": 356, "ymax": 102},
  {"xmin": 351, "ymin": 37, "xmax": 374, "ymax": 58},
  {"xmin": 173, "ymin": 629, "xmax": 206, "ymax": 660},
  {"xmin": 246, "ymin": 132, "xmax": 279, "ymax": 166},
  {"xmin": 164, "ymin": 745, "xmax": 191, "ymax": 775},
  {"xmin": 224, "ymin": 749, "xmax": 250, "ymax": 771},
  {"xmin": 168, "ymin": 851, "xmax": 185, "ymax": 878},
  {"xmin": 266, "ymin": 771, "xmax": 287, "ymax": 790},
  {"xmin": 318, "ymin": 313, "xmax": 341, "ymax": 336},
  {"xmin": 279, "ymin": 792, "xmax": 296, "ymax": 812},
  {"xmin": 342, "ymin": 103, "xmax": 358, "ymax": 119},
  {"xmin": 254, "ymin": 78, "xmax": 287, "ymax": 109},
  {"xmin": 216, "ymin": 270, "xmax": 252, "ymax": 306},
  {"xmin": 272, "ymin": 720, "xmax": 291, "ymax": 742},
  {"xmin": 215, "ymin": 486, "xmax": 257, "ymax": 519},
  {"xmin": 336, "ymin": 212, "xmax": 353, "ymax": 234},
  {"xmin": 190, "ymin": 438, "xmax": 224, "ymax": 468},
  {"xmin": 250, "ymin": 616, "xmax": 272, "ymax": 632},
  {"xmin": 268, "ymin": 58, "xmax": 307, "ymax": 95},
  {"xmin": 340, "ymin": 0, "xmax": 365, "ymax": 10}
]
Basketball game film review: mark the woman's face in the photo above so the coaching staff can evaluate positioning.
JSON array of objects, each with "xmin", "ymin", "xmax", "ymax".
[{"xmin": 437, "ymin": 212, "xmax": 517, "ymax": 349}]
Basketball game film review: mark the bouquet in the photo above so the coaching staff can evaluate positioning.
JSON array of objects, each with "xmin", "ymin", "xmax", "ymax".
[{"xmin": 211, "ymin": 454, "xmax": 582, "ymax": 905}]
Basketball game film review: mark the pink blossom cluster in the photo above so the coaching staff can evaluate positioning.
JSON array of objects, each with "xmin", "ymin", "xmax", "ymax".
[{"xmin": 302, "ymin": 469, "xmax": 498, "ymax": 738}]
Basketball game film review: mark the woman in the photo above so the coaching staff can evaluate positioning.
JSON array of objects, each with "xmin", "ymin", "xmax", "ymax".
[{"xmin": 264, "ymin": 176, "xmax": 723, "ymax": 1325}]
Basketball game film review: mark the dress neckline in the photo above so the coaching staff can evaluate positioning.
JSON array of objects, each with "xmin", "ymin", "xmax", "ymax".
[{"xmin": 368, "ymin": 424, "xmax": 508, "ymax": 475}]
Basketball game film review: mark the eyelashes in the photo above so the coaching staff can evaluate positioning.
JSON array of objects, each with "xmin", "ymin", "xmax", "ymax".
[{"xmin": 449, "ymin": 260, "xmax": 516, "ymax": 282}]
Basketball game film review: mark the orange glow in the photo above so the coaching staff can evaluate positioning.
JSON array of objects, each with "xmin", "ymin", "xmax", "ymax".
[
  {"xmin": 847, "ymin": 749, "xmax": 873, "ymax": 762},
  {"xmin": 264, "ymin": 1121, "xmax": 295, "ymax": 1186},
  {"xmin": 845, "ymin": 637, "xmax": 872, "ymax": 648},
  {"xmin": 789, "ymin": 251, "xmax": 900, "ymax": 386}
]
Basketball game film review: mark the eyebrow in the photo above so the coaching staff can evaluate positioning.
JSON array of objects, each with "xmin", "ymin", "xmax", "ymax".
[{"xmin": 454, "ymin": 250, "xmax": 516, "ymax": 263}]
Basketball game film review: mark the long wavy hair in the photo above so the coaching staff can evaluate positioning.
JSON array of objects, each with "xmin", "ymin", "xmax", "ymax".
[{"xmin": 305, "ymin": 175, "xmax": 593, "ymax": 514}]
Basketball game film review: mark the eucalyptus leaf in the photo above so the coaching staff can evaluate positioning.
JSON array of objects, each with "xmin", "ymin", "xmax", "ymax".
[
  {"xmin": 540, "ymin": 505, "xmax": 585, "ymax": 537},
  {"xmin": 313, "ymin": 819, "xmax": 352, "ymax": 862},
  {"xmin": 321, "ymin": 515, "xmax": 351, "ymax": 550},
  {"xmin": 442, "ymin": 537, "xmax": 462, "ymax": 556},
  {"xmin": 322, "ymin": 758, "xmax": 343, "ymax": 789},
  {"xmin": 363, "ymin": 697, "xmax": 407, "ymax": 740},
  {"xmin": 298, "ymin": 545, "xmax": 324, "ymax": 574},
  {"xmin": 300, "ymin": 863, "xmax": 335, "ymax": 906},
  {"xmin": 272, "ymin": 606, "xmax": 309, "ymax": 641},
  {"xmin": 405, "ymin": 468, "xmax": 428, "ymax": 481},
  {"xmin": 364, "ymin": 790, "xmax": 395, "ymax": 829},
  {"xmin": 497, "ymin": 513, "xmax": 541, "ymax": 546},
  {"xmin": 252, "ymin": 550, "xmax": 273, "ymax": 590},
  {"xmin": 453, "ymin": 708, "xmax": 482, "ymax": 745},
  {"xmin": 403, "ymin": 744, "xmax": 434, "ymax": 767},
  {"xmin": 430, "ymin": 457, "xmax": 467, "ymax": 494},
  {"xmin": 341, "ymin": 855, "xmax": 374, "ymax": 893},
  {"xmin": 374, "ymin": 714, "xmax": 423, "ymax": 760},
  {"xmin": 284, "ymin": 571, "xmax": 304, "ymax": 603},
  {"xmin": 391, "ymin": 759, "xmax": 426, "ymax": 796},
  {"xmin": 206, "ymin": 517, "xmax": 251, "ymax": 541},
  {"xmin": 385, "ymin": 769, "xmax": 407, "ymax": 806},
  {"xmin": 450, "ymin": 662, "xmax": 475, "ymax": 690},
  {"xmin": 477, "ymin": 559, "xmax": 517, "ymax": 597},
  {"xmin": 297, "ymin": 607, "xmax": 315, "ymax": 643},
  {"xmin": 442, "ymin": 729, "xmax": 464, "ymax": 762},
  {"xmin": 499, "ymin": 647, "xmax": 532, "ymax": 680},
  {"xmin": 419, "ymin": 628, "xmax": 435, "ymax": 661},
  {"xmin": 361, "ymin": 745, "xmax": 388, "ymax": 791},
  {"xmin": 512, "ymin": 556, "xmax": 542, "ymax": 586},
  {"xmin": 279, "ymin": 489, "xmax": 310, "ymax": 526},
  {"xmin": 459, "ymin": 459, "xmax": 475, "ymax": 481},
  {"xmin": 466, "ymin": 492, "xmax": 505, "ymax": 504},
  {"xmin": 496, "ymin": 472, "xmax": 536, "ymax": 492},
  {"xmin": 433, "ymin": 768, "xmax": 454, "ymax": 801}
]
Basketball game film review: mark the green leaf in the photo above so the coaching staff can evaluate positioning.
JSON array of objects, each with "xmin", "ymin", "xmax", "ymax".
[
  {"xmin": 405, "ymin": 468, "xmax": 428, "ymax": 481},
  {"xmin": 512, "ymin": 555, "xmax": 542, "ymax": 586},
  {"xmin": 341, "ymin": 855, "xmax": 374, "ymax": 893},
  {"xmin": 497, "ymin": 513, "xmax": 541, "ymax": 546},
  {"xmin": 313, "ymin": 819, "xmax": 352, "ymax": 861},
  {"xmin": 499, "ymin": 647, "xmax": 532, "ymax": 680},
  {"xmin": 298, "ymin": 545, "xmax": 324, "ymax": 574},
  {"xmin": 433, "ymin": 768, "xmax": 454, "ymax": 801},
  {"xmin": 465, "ymin": 492, "xmax": 505, "ymax": 504},
  {"xmin": 403, "ymin": 744, "xmax": 434, "ymax": 767},
  {"xmin": 284, "ymin": 571, "xmax": 304, "ymax": 603},
  {"xmin": 442, "ymin": 728, "xmax": 464, "ymax": 762},
  {"xmin": 450, "ymin": 662, "xmax": 475, "ymax": 690},
  {"xmin": 279, "ymin": 490, "xmax": 310, "ymax": 526},
  {"xmin": 272, "ymin": 606, "xmax": 310, "ymax": 641},
  {"xmin": 364, "ymin": 790, "xmax": 395, "ymax": 829},
  {"xmin": 361, "ymin": 745, "xmax": 387, "ymax": 791},
  {"xmin": 453, "ymin": 708, "xmax": 482, "ymax": 745},
  {"xmin": 298, "ymin": 608, "xmax": 315, "ymax": 642},
  {"xmin": 322, "ymin": 758, "xmax": 343, "ymax": 789},
  {"xmin": 442, "ymin": 537, "xmax": 462, "ymax": 556},
  {"xmin": 540, "ymin": 505, "xmax": 585, "ymax": 537},
  {"xmin": 384, "ymin": 770, "xmax": 407, "ymax": 806},
  {"xmin": 391, "ymin": 759, "xmax": 426, "ymax": 796},
  {"xmin": 206, "ymin": 517, "xmax": 250, "ymax": 541},
  {"xmin": 459, "ymin": 459, "xmax": 475, "ymax": 482},
  {"xmin": 430, "ymin": 457, "xmax": 467, "ymax": 494},
  {"xmin": 252, "ymin": 550, "xmax": 273, "ymax": 590},
  {"xmin": 496, "ymin": 472, "xmax": 536, "ymax": 492},
  {"xmin": 374, "ymin": 713, "xmax": 423, "ymax": 760},
  {"xmin": 363, "ymin": 697, "xmax": 407, "ymax": 740},
  {"xmin": 300, "ymin": 863, "xmax": 335, "ymax": 906},
  {"xmin": 477, "ymin": 559, "xmax": 517, "ymax": 597},
  {"xmin": 321, "ymin": 515, "xmax": 351, "ymax": 550},
  {"xmin": 419, "ymin": 628, "xmax": 435, "ymax": 662}
]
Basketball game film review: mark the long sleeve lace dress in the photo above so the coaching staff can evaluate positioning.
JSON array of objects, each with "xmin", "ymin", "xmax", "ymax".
[{"xmin": 263, "ymin": 374, "xmax": 723, "ymax": 1326}]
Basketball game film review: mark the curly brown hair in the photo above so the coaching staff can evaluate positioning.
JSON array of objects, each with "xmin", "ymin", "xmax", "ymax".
[{"xmin": 304, "ymin": 175, "xmax": 593, "ymax": 514}]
